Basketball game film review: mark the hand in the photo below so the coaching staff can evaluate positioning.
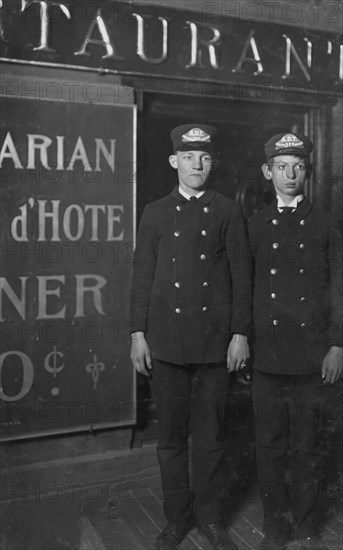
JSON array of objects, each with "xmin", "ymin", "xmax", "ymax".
[
  {"xmin": 227, "ymin": 334, "xmax": 250, "ymax": 374},
  {"xmin": 130, "ymin": 331, "xmax": 152, "ymax": 377},
  {"xmin": 322, "ymin": 346, "xmax": 343, "ymax": 384}
]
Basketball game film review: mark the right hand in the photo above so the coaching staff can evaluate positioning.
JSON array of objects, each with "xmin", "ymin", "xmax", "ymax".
[{"xmin": 130, "ymin": 331, "xmax": 152, "ymax": 377}]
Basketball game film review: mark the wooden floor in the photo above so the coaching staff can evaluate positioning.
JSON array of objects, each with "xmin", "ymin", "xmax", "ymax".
[
  {"xmin": 2, "ymin": 439, "xmax": 342, "ymax": 550},
  {"xmin": 2, "ymin": 382, "xmax": 343, "ymax": 550},
  {"xmin": 83, "ymin": 443, "xmax": 343, "ymax": 550},
  {"xmin": 84, "ymin": 383, "xmax": 343, "ymax": 550}
]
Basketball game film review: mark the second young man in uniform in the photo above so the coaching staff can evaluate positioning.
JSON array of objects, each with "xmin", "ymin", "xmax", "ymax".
[{"xmin": 248, "ymin": 133, "xmax": 343, "ymax": 550}]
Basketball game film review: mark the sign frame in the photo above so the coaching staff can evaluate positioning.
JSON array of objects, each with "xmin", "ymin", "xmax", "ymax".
[{"xmin": 0, "ymin": 64, "xmax": 137, "ymax": 441}]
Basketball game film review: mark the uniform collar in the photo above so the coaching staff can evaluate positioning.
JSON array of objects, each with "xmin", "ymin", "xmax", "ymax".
[
  {"xmin": 276, "ymin": 194, "xmax": 304, "ymax": 210},
  {"xmin": 264, "ymin": 197, "xmax": 313, "ymax": 222},
  {"xmin": 178, "ymin": 186, "xmax": 206, "ymax": 200},
  {"xmin": 171, "ymin": 186, "xmax": 215, "ymax": 205}
]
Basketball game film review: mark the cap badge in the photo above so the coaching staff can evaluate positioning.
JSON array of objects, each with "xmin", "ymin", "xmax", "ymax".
[
  {"xmin": 182, "ymin": 128, "xmax": 211, "ymax": 142},
  {"xmin": 275, "ymin": 134, "xmax": 304, "ymax": 149}
]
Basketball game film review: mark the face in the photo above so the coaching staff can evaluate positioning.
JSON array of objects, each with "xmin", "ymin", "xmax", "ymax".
[
  {"xmin": 262, "ymin": 154, "xmax": 310, "ymax": 203},
  {"xmin": 169, "ymin": 150, "xmax": 213, "ymax": 195}
]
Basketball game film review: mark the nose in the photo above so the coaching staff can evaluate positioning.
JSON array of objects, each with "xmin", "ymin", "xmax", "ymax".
[
  {"xmin": 192, "ymin": 156, "xmax": 202, "ymax": 170},
  {"xmin": 286, "ymin": 164, "xmax": 296, "ymax": 179}
]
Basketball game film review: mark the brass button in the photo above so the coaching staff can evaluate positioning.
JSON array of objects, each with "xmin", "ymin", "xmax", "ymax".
[
  {"xmin": 176, "ymin": 205, "xmax": 181, "ymax": 212},
  {"xmin": 202, "ymin": 306, "xmax": 209, "ymax": 312},
  {"xmin": 299, "ymin": 268, "xmax": 305, "ymax": 274},
  {"xmin": 201, "ymin": 230, "xmax": 207, "ymax": 236},
  {"xmin": 172, "ymin": 257, "xmax": 176, "ymax": 263},
  {"xmin": 301, "ymin": 322, "xmax": 306, "ymax": 328},
  {"xmin": 273, "ymin": 319, "xmax": 279, "ymax": 326},
  {"xmin": 299, "ymin": 243, "xmax": 305, "ymax": 249},
  {"xmin": 175, "ymin": 282, "xmax": 181, "ymax": 288},
  {"xmin": 203, "ymin": 281, "xmax": 209, "ymax": 287},
  {"xmin": 271, "ymin": 293, "xmax": 277, "ymax": 299},
  {"xmin": 272, "ymin": 242, "xmax": 279, "ymax": 249},
  {"xmin": 175, "ymin": 308, "xmax": 181, "ymax": 314},
  {"xmin": 300, "ymin": 296, "xmax": 306, "ymax": 302},
  {"xmin": 300, "ymin": 219, "xmax": 305, "ymax": 225},
  {"xmin": 200, "ymin": 254, "xmax": 207, "ymax": 261},
  {"xmin": 203, "ymin": 207, "xmax": 209, "ymax": 213},
  {"xmin": 270, "ymin": 268, "xmax": 277, "ymax": 275},
  {"xmin": 174, "ymin": 231, "xmax": 180, "ymax": 237},
  {"xmin": 272, "ymin": 219, "xmax": 279, "ymax": 225}
]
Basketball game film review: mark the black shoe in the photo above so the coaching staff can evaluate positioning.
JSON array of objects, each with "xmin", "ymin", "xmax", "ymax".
[
  {"xmin": 298, "ymin": 535, "xmax": 329, "ymax": 550},
  {"xmin": 198, "ymin": 523, "xmax": 238, "ymax": 550},
  {"xmin": 155, "ymin": 517, "xmax": 194, "ymax": 550},
  {"xmin": 257, "ymin": 534, "xmax": 288, "ymax": 550}
]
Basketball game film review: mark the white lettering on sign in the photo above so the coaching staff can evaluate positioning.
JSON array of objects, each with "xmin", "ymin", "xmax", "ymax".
[
  {"xmin": 185, "ymin": 20, "xmax": 222, "ymax": 70},
  {"xmin": 0, "ymin": 351, "xmax": 34, "ymax": 402},
  {"xmin": 10, "ymin": 200, "xmax": 124, "ymax": 242},
  {"xmin": 0, "ymin": 132, "xmax": 116, "ymax": 172},
  {"xmin": 132, "ymin": 13, "xmax": 169, "ymax": 64},
  {"xmin": 37, "ymin": 275, "xmax": 66, "ymax": 320},
  {"xmin": 27, "ymin": 134, "xmax": 52, "ymax": 169},
  {"xmin": 282, "ymin": 34, "xmax": 312, "ymax": 81},
  {"xmin": 0, "ymin": 132, "xmax": 23, "ymax": 168},
  {"xmin": 21, "ymin": 0, "xmax": 71, "ymax": 53},
  {"xmin": 74, "ymin": 9, "xmax": 124, "ymax": 60},
  {"xmin": 0, "ymin": 274, "xmax": 107, "ymax": 321},
  {"xmin": 232, "ymin": 30, "xmax": 264, "ymax": 75},
  {"xmin": 74, "ymin": 274, "xmax": 106, "ymax": 317},
  {"xmin": 0, "ymin": 278, "xmax": 27, "ymax": 321}
]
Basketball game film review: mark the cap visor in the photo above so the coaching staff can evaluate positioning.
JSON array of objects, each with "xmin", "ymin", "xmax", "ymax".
[
  {"xmin": 175, "ymin": 142, "xmax": 214, "ymax": 152},
  {"xmin": 268, "ymin": 148, "xmax": 309, "ymax": 159}
]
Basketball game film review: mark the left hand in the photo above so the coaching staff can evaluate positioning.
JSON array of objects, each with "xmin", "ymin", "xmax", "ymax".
[
  {"xmin": 321, "ymin": 346, "xmax": 343, "ymax": 384},
  {"xmin": 227, "ymin": 334, "xmax": 249, "ymax": 373}
]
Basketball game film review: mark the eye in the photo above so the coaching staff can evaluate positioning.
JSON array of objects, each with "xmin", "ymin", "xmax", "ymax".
[
  {"xmin": 203, "ymin": 156, "xmax": 212, "ymax": 163},
  {"xmin": 295, "ymin": 164, "xmax": 306, "ymax": 171},
  {"xmin": 276, "ymin": 164, "xmax": 286, "ymax": 170}
]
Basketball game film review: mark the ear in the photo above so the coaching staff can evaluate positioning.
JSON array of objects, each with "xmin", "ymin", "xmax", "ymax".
[
  {"xmin": 262, "ymin": 163, "xmax": 273, "ymax": 180},
  {"xmin": 169, "ymin": 155, "xmax": 178, "ymax": 169}
]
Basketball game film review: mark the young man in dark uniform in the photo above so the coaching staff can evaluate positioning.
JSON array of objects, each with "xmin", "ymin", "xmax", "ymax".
[
  {"xmin": 248, "ymin": 133, "xmax": 343, "ymax": 550},
  {"xmin": 130, "ymin": 124, "xmax": 252, "ymax": 550}
]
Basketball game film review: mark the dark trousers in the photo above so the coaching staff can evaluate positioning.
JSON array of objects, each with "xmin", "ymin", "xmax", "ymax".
[
  {"xmin": 252, "ymin": 370, "xmax": 327, "ymax": 539},
  {"xmin": 151, "ymin": 359, "xmax": 229, "ymax": 525}
]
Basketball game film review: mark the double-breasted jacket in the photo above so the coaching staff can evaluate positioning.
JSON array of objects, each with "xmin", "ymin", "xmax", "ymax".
[
  {"xmin": 248, "ymin": 198, "xmax": 343, "ymax": 375},
  {"xmin": 130, "ymin": 187, "xmax": 252, "ymax": 365}
]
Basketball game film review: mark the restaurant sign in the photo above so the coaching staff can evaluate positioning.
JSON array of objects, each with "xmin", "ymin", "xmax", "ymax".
[
  {"xmin": 0, "ymin": 84, "xmax": 136, "ymax": 440},
  {"xmin": 0, "ymin": 0, "xmax": 342, "ymax": 95}
]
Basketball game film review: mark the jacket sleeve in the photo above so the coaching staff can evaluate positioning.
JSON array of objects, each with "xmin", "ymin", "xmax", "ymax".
[
  {"xmin": 129, "ymin": 205, "xmax": 158, "ymax": 334},
  {"xmin": 225, "ymin": 204, "xmax": 253, "ymax": 336},
  {"xmin": 328, "ymin": 220, "xmax": 343, "ymax": 347}
]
